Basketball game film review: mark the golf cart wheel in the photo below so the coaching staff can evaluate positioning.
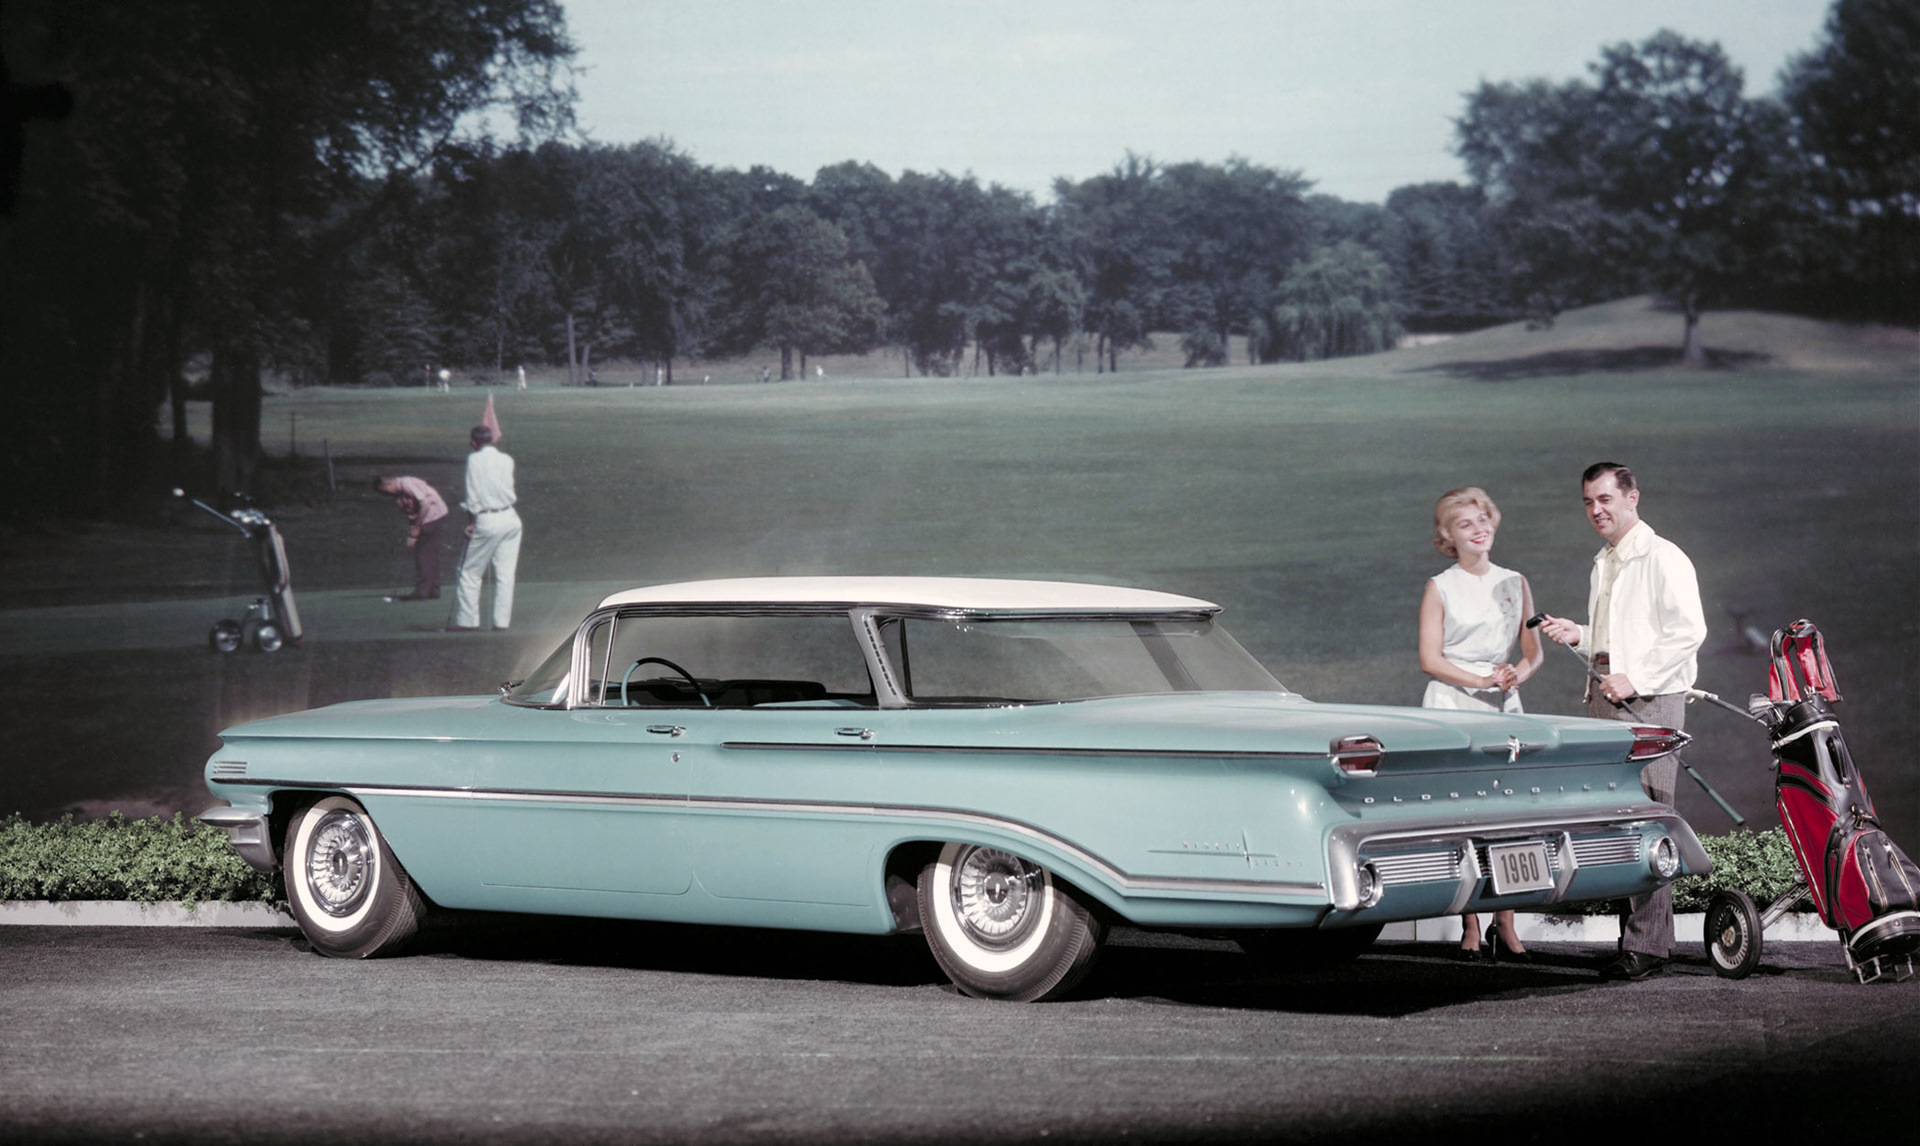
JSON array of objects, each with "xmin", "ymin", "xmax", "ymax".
[
  {"xmin": 209, "ymin": 620, "xmax": 243, "ymax": 654},
  {"xmin": 253, "ymin": 622, "xmax": 284, "ymax": 653},
  {"xmin": 1705, "ymin": 889, "xmax": 1763, "ymax": 979}
]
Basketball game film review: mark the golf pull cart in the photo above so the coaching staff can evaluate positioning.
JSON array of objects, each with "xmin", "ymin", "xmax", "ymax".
[
  {"xmin": 1689, "ymin": 621, "xmax": 1920, "ymax": 984},
  {"xmin": 174, "ymin": 489, "xmax": 305, "ymax": 654}
]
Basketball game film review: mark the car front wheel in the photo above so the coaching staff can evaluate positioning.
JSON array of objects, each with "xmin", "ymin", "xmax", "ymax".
[
  {"xmin": 283, "ymin": 796, "xmax": 425, "ymax": 958},
  {"xmin": 918, "ymin": 842, "xmax": 1105, "ymax": 1001}
]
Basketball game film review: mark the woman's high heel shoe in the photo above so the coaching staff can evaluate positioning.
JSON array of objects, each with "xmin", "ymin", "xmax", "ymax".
[{"xmin": 1486, "ymin": 921, "xmax": 1531, "ymax": 964}]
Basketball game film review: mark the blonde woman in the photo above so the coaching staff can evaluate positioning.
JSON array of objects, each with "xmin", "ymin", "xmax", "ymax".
[{"xmin": 1419, "ymin": 487, "xmax": 1544, "ymax": 961}]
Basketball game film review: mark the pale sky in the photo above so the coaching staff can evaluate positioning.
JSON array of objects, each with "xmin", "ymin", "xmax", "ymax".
[{"xmin": 560, "ymin": 0, "xmax": 1835, "ymax": 203}]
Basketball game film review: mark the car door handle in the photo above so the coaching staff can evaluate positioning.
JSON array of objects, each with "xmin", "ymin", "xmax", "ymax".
[
  {"xmin": 647, "ymin": 724, "xmax": 685, "ymax": 738},
  {"xmin": 835, "ymin": 727, "xmax": 875, "ymax": 741}
]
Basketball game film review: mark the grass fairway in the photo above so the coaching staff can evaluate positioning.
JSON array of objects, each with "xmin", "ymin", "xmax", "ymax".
[{"xmin": 2, "ymin": 297, "xmax": 1915, "ymax": 845}]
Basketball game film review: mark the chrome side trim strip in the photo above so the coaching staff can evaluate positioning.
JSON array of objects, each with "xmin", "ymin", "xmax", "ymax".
[
  {"xmin": 271, "ymin": 782, "xmax": 1334, "ymax": 901},
  {"xmin": 722, "ymin": 741, "xmax": 1328, "ymax": 761}
]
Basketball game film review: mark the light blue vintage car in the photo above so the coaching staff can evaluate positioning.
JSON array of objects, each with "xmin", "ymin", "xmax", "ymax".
[{"xmin": 200, "ymin": 577, "xmax": 1705, "ymax": 1000}]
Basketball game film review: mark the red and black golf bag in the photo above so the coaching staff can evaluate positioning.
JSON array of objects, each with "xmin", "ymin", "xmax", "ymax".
[{"xmin": 1765, "ymin": 621, "xmax": 1920, "ymax": 978}]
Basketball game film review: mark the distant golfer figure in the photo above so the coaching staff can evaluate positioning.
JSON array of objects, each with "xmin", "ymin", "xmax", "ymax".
[
  {"xmin": 452, "ymin": 425, "xmax": 521, "ymax": 631},
  {"xmin": 1535, "ymin": 462, "xmax": 1706, "ymax": 981},
  {"xmin": 1418, "ymin": 486, "xmax": 1542, "ymax": 961},
  {"xmin": 374, "ymin": 475, "xmax": 447, "ymax": 600}
]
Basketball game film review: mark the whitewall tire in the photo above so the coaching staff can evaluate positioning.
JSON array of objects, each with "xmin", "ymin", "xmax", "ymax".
[
  {"xmin": 283, "ymin": 796, "xmax": 425, "ymax": 958},
  {"xmin": 918, "ymin": 842, "xmax": 1104, "ymax": 1002}
]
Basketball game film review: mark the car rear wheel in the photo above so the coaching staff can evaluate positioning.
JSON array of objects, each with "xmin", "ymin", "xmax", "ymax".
[
  {"xmin": 918, "ymin": 842, "xmax": 1105, "ymax": 1002},
  {"xmin": 284, "ymin": 796, "xmax": 425, "ymax": 958}
]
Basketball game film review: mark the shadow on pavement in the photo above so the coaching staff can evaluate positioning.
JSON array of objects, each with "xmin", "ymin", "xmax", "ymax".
[{"xmin": 283, "ymin": 912, "xmax": 1776, "ymax": 1014}]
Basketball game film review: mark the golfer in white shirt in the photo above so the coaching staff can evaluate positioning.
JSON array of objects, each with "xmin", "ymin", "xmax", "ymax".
[{"xmin": 452, "ymin": 425, "xmax": 521, "ymax": 631}]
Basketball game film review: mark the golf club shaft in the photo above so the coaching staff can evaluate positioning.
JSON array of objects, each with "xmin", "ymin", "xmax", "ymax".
[{"xmin": 1525, "ymin": 613, "xmax": 1745, "ymax": 827}]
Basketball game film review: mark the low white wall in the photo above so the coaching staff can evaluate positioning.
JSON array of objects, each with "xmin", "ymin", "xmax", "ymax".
[
  {"xmin": 1379, "ymin": 912, "xmax": 1838, "ymax": 944},
  {"xmin": 0, "ymin": 900, "xmax": 295, "ymax": 927}
]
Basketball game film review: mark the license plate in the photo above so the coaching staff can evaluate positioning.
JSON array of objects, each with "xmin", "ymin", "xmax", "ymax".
[{"xmin": 1487, "ymin": 841, "xmax": 1554, "ymax": 895}]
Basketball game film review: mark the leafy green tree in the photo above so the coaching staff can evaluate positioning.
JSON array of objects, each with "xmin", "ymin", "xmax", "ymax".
[
  {"xmin": 2, "ymin": 0, "xmax": 575, "ymax": 509},
  {"xmin": 1780, "ymin": 0, "xmax": 1920, "ymax": 320},
  {"xmin": 1159, "ymin": 160, "xmax": 1313, "ymax": 367},
  {"xmin": 1054, "ymin": 155, "xmax": 1172, "ymax": 372},
  {"xmin": 1457, "ymin": 31, "xmax": 1788, "ymax": 363},
  {"xmin": 1383, "ymin": 182, "xmax": 1519, "ymax": 332},
  {"xmin": 1248, "ymin": 242, "xmax": 1399, "ymax": 362},
  {"xmin": 718, "ymin": 205, "xmax": 885, "ymax": 379},
  {"xmin": 1019, "ymin": 265, "xmax": 1087, "ymax": 374}
]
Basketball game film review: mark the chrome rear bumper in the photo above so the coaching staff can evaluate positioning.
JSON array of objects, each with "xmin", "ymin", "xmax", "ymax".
[{"xmin": 1325, "ymin": 803, "xmax": 1709, "ymax": 912}]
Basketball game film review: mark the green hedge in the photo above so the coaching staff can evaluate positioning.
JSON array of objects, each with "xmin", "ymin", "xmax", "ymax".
[
  {"xmin": 1672, "ymin": 826, "xmax": 1806, "ymax": 913},
  {"xmin": 0, "ymin": 813, "xmax": 277, "ymax": 905}
]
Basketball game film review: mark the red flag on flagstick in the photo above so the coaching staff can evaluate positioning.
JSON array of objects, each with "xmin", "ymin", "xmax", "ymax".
[{"xmin": 481, "ymin": 393, "xmax": 502, "ymax": 444}]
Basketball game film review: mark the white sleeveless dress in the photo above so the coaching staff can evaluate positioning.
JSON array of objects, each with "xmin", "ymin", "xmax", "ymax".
[{"xmin": 1422, "ymin": 562, "xmax": 1526, "ymax": 713}]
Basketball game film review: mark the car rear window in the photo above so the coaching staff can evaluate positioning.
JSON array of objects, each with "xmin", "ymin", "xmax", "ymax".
[{"xmin": 886, "ymin": 616, "xmax": 1286, "ymax": 704}]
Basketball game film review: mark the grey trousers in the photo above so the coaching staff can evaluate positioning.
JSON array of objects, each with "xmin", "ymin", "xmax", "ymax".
[{"xmin": 1587, "ymin": 689, "xmax": 1684, "ymax": 957}]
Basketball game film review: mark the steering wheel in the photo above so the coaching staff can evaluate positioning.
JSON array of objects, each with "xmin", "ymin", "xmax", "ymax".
[{"xmin": 620, "ymin": 656, "xmax": 712, "ymax": 708}]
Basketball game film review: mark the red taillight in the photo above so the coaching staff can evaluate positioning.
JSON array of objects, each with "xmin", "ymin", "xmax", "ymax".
[
  {"xmin": 1627, "ymin": 726, "xmax": 1691, "ymax": 761},
  {"xmin": 1332, "ymin": 735, "xmax": 1384, "ymax": 776}
]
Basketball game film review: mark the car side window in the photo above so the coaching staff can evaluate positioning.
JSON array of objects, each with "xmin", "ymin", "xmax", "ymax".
[{"xmin": 597, "ymin": 613, "xmax": 877, "ymax": 709}]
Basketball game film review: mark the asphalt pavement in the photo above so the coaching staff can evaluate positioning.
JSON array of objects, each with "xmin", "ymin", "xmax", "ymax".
[{"xmin": 3, "ymin": 920, "xmax": 1916, "ymax": 1144}]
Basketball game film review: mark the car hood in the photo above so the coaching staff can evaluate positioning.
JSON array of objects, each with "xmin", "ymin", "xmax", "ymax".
[{"xmin": 219, "ymin": 696, "xmax": 499, "ymax": 742}]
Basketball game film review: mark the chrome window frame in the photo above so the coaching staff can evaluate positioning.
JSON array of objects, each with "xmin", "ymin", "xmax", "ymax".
[{"xmin": 511, "ymin": 600, "xmax": 1238, "ymax": 712}]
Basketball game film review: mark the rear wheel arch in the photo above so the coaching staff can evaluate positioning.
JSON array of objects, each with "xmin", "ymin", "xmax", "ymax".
[{"xmin": 883, "ymin": 837, "xmax": 1127, "ymax": 931}]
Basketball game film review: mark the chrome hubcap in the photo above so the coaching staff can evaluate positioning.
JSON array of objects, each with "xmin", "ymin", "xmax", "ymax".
[
  {"xmin": 306, "ymin": 809, "xmax": 374, "ymax": 917},
  {"xmin": 950, "ymin": 846, "xmax": 1044, "ymax": 950}
]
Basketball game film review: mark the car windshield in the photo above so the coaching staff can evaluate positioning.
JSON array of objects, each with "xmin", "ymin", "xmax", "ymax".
[
  {"xmin": 506, "ymin": 637, "xmax": 577, "ymax": 706},
  {"xmin": 881, "ymin": 616, "xmax": 1286, "ymax": 704}
]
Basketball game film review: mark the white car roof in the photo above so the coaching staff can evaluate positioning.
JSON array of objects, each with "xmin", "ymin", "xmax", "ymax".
[{"xmin": 596, "ymin": 577, "xmax": 1218, "ymax": 613}]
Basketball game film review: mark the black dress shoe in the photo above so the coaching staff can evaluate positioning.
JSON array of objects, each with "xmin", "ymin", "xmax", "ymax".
[{"xmin": 1599, "ymin": 951, "xmax": 1668, "ymax": 980}]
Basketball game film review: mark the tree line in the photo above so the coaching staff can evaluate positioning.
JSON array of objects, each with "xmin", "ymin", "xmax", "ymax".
[{"xmin": 2, "ymin": 0, "xmax": 1912, "ymax": 517}]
